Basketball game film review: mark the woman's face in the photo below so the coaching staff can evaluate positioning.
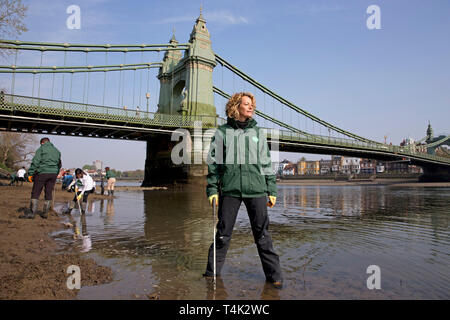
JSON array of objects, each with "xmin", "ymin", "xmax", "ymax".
[{"xmin": 238, "ymin": 95, "xmax": 254, "ymax": 120}]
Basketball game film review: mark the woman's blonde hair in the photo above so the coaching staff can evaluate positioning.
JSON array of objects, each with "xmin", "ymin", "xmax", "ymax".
[{"xmin": 225, "ymin": 92, "xmax": 256, "ymax": 120}]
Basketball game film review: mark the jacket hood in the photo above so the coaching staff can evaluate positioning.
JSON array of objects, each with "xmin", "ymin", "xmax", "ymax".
[{"xmin": 226, "ymin": 117, "xmax": 257, "ymax": 129}]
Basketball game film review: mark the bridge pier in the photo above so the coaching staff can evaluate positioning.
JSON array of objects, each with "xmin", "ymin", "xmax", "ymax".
[
  {"xmin": 419, "ymin": 165, "xmax": 450, "ymax": 182},
  {"xmin": 141, "ymin": 134, "xmax": 208, "ymax": 187}
]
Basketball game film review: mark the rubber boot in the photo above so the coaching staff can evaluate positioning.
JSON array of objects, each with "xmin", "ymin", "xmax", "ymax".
[
  {"xmin": 107, "ymin": 190, "xmax": 111, "ymax": 196},
  {"xmin": 81, "ymin": 202, "xmax": 87, "ymax": 215},
  {"xmin": 111, "ymin": 190, "xmax": 114, "ymax": 196},
  {"xmin": 19, "ymin": 199, "xmax": 37, "ymax": 219},
  {"xmin": 63, "ymin": 201, "xmax": 76, "ymax": 215},
  {"xmin": 40, "ymin": 200, "xmax": 51, "ymax": 219}
]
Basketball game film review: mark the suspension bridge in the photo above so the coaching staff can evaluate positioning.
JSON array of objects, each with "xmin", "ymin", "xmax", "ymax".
[{"xmin": 0, "ymin": 13, "xmax": 449, "ymax": 183}]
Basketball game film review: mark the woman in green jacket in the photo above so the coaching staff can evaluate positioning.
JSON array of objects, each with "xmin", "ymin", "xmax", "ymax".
[{"xmin": 204, "ymin": 92, "xmax": 283, "ymax": 288}]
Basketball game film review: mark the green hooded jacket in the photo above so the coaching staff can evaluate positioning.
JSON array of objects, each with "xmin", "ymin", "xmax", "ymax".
[
  {"xmin": 206, "ymin": 117, "xmax": 277, "ymax": 198},
  {"xmin": 106, "ymin": 170, "xmax": 116, "ymax": 179},
  {"xmin": 28, "ymin": 141, "xmax": 62, "ymax": 176}
]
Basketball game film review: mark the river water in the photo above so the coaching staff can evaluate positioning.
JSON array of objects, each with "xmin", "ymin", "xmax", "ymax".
[{"xmin": 52, "ymin": 184, "xmax": 450, "ymax": 299}]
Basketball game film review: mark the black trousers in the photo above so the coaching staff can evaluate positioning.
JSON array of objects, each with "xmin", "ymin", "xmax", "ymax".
[
  {"xmin": 31, "ymin": 173, "xmax": 57, "ymax": 200},
  {"xmin": 73, "ymin": 188, "xmax": 95, "ymax": 203},
  {"xmin": 205, "ymin": 196, "xmax": 283, "ymax": 281}
]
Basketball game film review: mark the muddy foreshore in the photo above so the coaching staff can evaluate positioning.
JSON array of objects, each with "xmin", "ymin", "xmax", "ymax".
[
  {"xmin": 0, "ymin": 181, "xmax": 113, "ymax": 299},
  {"xmin": 1, "ymin": 178, "xmax": 448, "ymax": 300}
]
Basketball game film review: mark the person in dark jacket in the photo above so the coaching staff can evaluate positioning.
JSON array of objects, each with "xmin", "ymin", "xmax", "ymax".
[
  {"xmin": 204, "ymin": 92, "xmax": 283, "ymax": 288},
  {"xmin": 19, "ymin": 137, "xmax": 61, "ymax": 219}
]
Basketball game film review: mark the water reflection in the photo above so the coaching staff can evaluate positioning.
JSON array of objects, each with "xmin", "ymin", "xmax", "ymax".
[
  {"xmin": 65, "ymin": 211, "xmax": 92, "ymax": 253},
  {"xmin": 99, "ymin": 198, "xmax": 115, "ymax": 224},
  {"xmin": 53, "ymin": 185, "xmax": 450, "ymax": 299},
  {"xmin": 204, "ymin": 277, "xmax": 281, "ymax": 300}
]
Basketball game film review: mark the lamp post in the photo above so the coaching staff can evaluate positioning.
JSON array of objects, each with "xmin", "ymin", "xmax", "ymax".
[{"xmin": 146, "ymin": 92, "xmax": 150, "ymax": 113}]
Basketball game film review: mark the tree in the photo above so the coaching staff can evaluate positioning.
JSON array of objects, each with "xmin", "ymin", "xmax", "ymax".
[
  {"xmin": 82, "ymin": 164, "xmax": 94, "ymax": 171},
  {"xmin": 0, "ymin": 0, "xmax": 28, "ymax": 58},
  {"xmin": 0, "ymin": 132, "xmax": 37, "ymax": 169},
  {"xmin": 111, "ymin": 169, "xmax": 122, "ymax": 178},
  {"xmin": 0, "ymin": 0, "xmax": 27, "ymax": 37}
]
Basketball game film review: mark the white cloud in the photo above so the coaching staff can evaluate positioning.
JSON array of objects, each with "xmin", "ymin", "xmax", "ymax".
[
  {"xmin": 154, "ymin": 9, "xmax": 249, "ymax": 25},
  {"xmin": 207, "ymin": 10, "xmax": 249, "ymax": 24}
]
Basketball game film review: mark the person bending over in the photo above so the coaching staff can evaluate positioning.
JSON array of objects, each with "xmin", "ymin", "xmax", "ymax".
[{"xmin": 65, "ymin": 168, "xmax": 96, "ymax": 215}]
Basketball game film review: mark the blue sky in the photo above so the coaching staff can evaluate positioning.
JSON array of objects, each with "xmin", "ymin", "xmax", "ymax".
[{"xmin": 1, "ymin": 0, "xmax": 449, "ymax": 170}]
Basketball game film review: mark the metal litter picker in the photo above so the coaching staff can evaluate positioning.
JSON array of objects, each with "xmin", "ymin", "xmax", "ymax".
[{"xmin": 212, "ymin": 197, "xmax": 217, "ymax": 289}]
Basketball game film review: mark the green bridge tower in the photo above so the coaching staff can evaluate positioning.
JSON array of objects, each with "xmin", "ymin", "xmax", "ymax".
[{"xmin": 142, "ymin": 12, "xmax": 218, "ymax": 186}]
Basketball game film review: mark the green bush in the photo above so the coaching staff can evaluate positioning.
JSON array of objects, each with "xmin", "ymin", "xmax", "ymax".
[{"xmin": 0, "ymin": 162, "xmax": 13, "ymax": 173}]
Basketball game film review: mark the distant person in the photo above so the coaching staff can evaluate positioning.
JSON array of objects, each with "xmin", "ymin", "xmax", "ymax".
[
  {"xmin": 65, "ymin": 168, "xmax": 96, "ymax": 215},
  {"xmin": 62, "ymin": 170, "xmax": 74, "ymax": 190},
  {"xmin": 136, "ymin": 106, "xmax": 140, "ymax": 117},
  {"xmin": 105, "ymin": 167, "xmax": 116, "ymax": 196},
  {"xmin": 19, "ymin": 137, "xmax": 62, "ymax": 219},
  {"xmin": 17, "ymin": 167, "xmax": 26, "ymax": 186}
]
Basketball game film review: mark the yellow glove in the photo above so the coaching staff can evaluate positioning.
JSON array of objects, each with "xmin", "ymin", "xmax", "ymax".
[
  {"xmin": 267, "ymin": 196, "xmax": 276, "ymax": 208},
  {"xmin": 208, "ymin": 194, "xmax": 218, "ymax": 207},
  {"xmin": 28, "ymin": 176, "xmax": 33, "ymax": 183},
  {"xmin": 77, "ymin": 193, "xmax": 83, "ymax": 201}
]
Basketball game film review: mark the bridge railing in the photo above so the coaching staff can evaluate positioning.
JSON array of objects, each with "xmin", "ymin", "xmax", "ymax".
[
  {"xmin": 271, "ymin": 129, "xmax": 450, "ymax": 164},
  {"xmin": 1, "ymin": 93, "xmax": 448, "ymax": 164},
  {"xmin": 0, "ymin": 93, "xmax": 226, "ymax": 129}
]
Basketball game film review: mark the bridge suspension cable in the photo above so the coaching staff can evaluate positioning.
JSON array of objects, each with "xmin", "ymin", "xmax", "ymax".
[
  {"xmin": 0, "ymin": 63, "xmax": 162, "ymax": 73},
  {"xmin": 441, "ymin": 147, "xmax": 450, "ymax": 156},
  {"xmin": 214, "ymin": 54, "xmax": 382, "ymax": 145},
  {"xmin": 213, "ymin": 86, "xmax": 310, "ymax": 136},
  {"xmin": 421, "ymin": 135, "xmax": 450, "ymax": 148},
  {"xmin": 0, "ymin": 40, "xmax": 190, "ymax": 53},
  {"xmin": 0, "ymin": 39, "xmax": 168, "ymax": 111}
]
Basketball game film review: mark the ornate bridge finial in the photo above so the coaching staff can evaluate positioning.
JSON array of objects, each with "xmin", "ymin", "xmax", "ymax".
[{"xmin": 199, "ymin": 3, "xmax": 204, "ymax": 19}]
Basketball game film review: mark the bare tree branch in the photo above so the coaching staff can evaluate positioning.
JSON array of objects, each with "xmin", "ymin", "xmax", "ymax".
[
  {"xmin": 0, "ymin": 131, "xmax": 38, "ymax": 169},
  {"xmin": 0, "ymin": 0, "xmax": 28, "ymax": 59}
]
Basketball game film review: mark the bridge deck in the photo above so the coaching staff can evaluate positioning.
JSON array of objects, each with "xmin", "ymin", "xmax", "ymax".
[{"xmin": 0, "ymin": 94, "xmax": 449, "ymax": 167}]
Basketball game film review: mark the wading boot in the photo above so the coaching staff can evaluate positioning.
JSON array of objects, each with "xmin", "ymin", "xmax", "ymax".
[
  {"xmin": 266, "ymin": 278, "xmax": 283, "ymax": 290},
  {"xmin": 19, "ymin": 199, "xmax": 38, "ymax": 219},
  {"xmin": 40, "ymin": 200, "xmax": 51, "ymax": 219},
  {"xmin": 111, "ymin": 190, "xmax": 114, "ymax": 196},
  {"xmin": 107, "ymin": 190, "xmax": 110, "ymax": 196},
  {"xmin": 63, "ymin": 201, "xmax": 76, "ymax": 215},
  {"xmin": 81, "ymin": 202, "xmax": 87, "ymax": 215}
]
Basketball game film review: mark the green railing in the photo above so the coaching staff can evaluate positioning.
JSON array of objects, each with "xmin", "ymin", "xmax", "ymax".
[
  {"xmin": 0, "ymin": 94, "xmax": 225, "ymax": 129},
  {"xmin": 0, "ymin": 93, "xmax": 449, "ymax": 165},
  {"xmin": 270, "ymin": 130, "xmax": 450, "ymax": 164}
]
